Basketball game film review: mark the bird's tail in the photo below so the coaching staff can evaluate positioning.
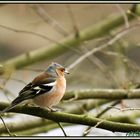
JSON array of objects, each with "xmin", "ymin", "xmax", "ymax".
[
  {"xmin": 0, "ymin": 103, "xmax": 18, "ymax": 114},
  {"xmin": 1, "ymin": 96, "xmax": 22, "ymax": 114}
]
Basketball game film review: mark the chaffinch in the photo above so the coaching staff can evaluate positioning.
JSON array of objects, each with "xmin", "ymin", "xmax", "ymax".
[{"xmin": 1, "ymin": 62, "xmax": 69, "ymax": 113}]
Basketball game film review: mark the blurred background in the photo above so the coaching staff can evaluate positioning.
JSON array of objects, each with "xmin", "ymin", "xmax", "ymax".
[{"xmin": 0, "ymin": 3, "xmax": 140, "ymax": 136}]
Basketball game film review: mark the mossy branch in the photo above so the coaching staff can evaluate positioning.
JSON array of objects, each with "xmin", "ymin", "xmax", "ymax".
[
  {"xmin": 63, "ymin": 89, "xmax": 140, "ymax": 100},
  {"xmin": 0, "ymin": 99, "xmax": 109, "ymax": 135},
  {"xmin": 0, "ymin": 102, "xmax": 140, "ymax": 133},
  {"xmin": 1, "ymin": 109, "xmax": 140, "ymax": 135},
  {"xmin": 0, "ymin": 118, "xmax": 52, "ymax": 134},
  {"xmin": 0, "ymin": 100, "xmax": 140, "ymax": 135}
]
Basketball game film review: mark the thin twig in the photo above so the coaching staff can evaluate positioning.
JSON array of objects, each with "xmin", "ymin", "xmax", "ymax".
[
  {"xmin": 109, "ymin": 106, "xmax": 140, "ymax": 112},
  {"xmin": 0, "ymin": 71, "xmax": 15, "ymax": 101},
  {"xmin": 116, "ymin": 4, "xmax": 129, "ymax": 28},
  {"xmin": 31, "ymin": 4, "xmax": 69, "ymax": 37},
  {"xmin": 10, "ymin": 78, "xmax": 27, "ymax": 85},
  {"xmin": 67, "ymin": 3, "xmax": 109, "ymax": 74},
  {"xmin": 56, "ymin": 122, "xmax": 67, "ymax": 137},
  {"xmin": 62, "ymin": 93, "xmax": 78, "ymax": 103},
  {"xmin": 0, "ymin": 24, "xmax": 81, "ymax": 55},
  {"xmin": 130, "ymin": 4, "xmax": 137, "ymax": 13},
  {"xmin": 66, "ymin": 4, "xmax": 79, "ymax": 37},
  {"xmin": 127, "ymin": 10, "xmax": 140, "ymax": 21},
  {"xmin": 67, "ymin": 3, "xmax": 105, "ymax": 71},
  {"xmin": 96, "ymin": 100, "xmax": 121, "ymax": 118},
  {"xmin": 0, "ymin": 115, "xmax": 13, "ymax": 136},
  {"xmin": 21, "ymin": 67, "xmax": 44, "ymax": 72},
  {"xmin": 67, "ymin": 3, "xmax": 99, "ymax": 68},
  {"xmin": 81, "ymin": 44, "xmax": 106, "ymax": 70},
  {"xmin": 67, "ymin": 3, "xmax": 104, "ymax": 71},
  {"xmin": 66, "ymin": 3, "xmax": 115, "ymax": 79},
  {"xmin": 80, "ymin": 45, "xmax": 120, "ymax": 87},
  {"xmin": 83, "ymin": 119, "xmax": 105, "ymax": 136},
  {"xmin": 83, "ymin": 100, "xmax": 121, "ymax": 136},
  {"xmin": 0, "ymin": 86, "xmax": 15, "ymax": 100},
  {"xmin": 67, "ymin": 3, "xmax": 97, "ymax": 69},
  {"xmin": 67, "ymin": 23, "xmax": 140, "ymax": 70},
  {"xmin": 102, "ymin": 50, "xmax": 140, "ymax": 81},
  {"xmin": 0, "ymin": 76, "xmax": 27, "ymax": 85}
]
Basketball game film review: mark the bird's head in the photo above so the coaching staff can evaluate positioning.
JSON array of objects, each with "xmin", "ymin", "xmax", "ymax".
[{"xmin": 45, "ymin": 62, "xmax": 69, "ymax": 77}]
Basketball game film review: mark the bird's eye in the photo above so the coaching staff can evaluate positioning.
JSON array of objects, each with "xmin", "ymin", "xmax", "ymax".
[{"xmin": 60, "ymin": 68, "xmax": 65, "ymax": 72}]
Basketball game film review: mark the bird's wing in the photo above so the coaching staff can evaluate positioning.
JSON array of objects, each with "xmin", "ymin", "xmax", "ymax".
[
  {"xmin": 18, "ymin": 82, "xmax": 33, "ymax": 95},
  {"xmin": 19, "ymin": 72, "xmax": 56, "ymax": 95},
  {"xmin": 1, "ymin": 73, "xmax": 57, "ymax": 113},
  {"xmin": 14, "ymin": 73, "xmax": 57, "ymax": 105}
]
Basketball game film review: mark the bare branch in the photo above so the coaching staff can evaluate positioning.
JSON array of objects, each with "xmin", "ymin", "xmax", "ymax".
[
  {"xmin": 67, "ymin": 23, "xmax": 140, "ymax": 70},
  {"xmin": 56, "ymin": 122, "xmax": 67, "ymax": 137},
  {"xmin": 0, "ymin": 85, "xmax": 15, "ymax": 100},
  {"xmin": 66, "ymin": 4, "xmax": 115, "ymax": 79},
  {"xmin": 30, "ymin": 4, "xmax": 69, "ymax": 36},
  {"xmin": 116, "ymin": 4, "xmax": 129, "ymax": 28},
  {"xmin": 66, "ymin": 4, "xmax": 79, "ymax": 37},
  {"xmin": 0, "ymin": 103, "xmax": 140, "ymax": 133},
  {"xmin": 0, "ymin": 24, "xmax": 81, "ymax": 54},
  {"xmin": 83, "ymin": 100, "xmax": 121, "ymax": 136},
  {"xmin": 0, "ymin": 76, "xmax": 27, "ymax": 85},
  {"xmin": 63, "ymin": 88, "xmax": 140, "ymax": 100},
  {"xmin": 0, "ymin": 115, "xmax": 13, "ymax": 136},
  {"xmin": 110, "ymin": 106, "xmax": 140, "ymax": 112}
]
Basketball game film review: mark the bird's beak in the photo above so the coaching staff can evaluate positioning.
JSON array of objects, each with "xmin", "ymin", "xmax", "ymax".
[{"xmin": 64, "ymin": 69, "xmax": 70, "ymax": 74}]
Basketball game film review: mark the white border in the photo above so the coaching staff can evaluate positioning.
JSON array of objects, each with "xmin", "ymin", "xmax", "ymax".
[{"xmin": 0, "ymin": 1, "xmax": 139, "ymax": 3}]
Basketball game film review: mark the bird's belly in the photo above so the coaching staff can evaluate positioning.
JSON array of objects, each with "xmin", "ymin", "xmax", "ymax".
[
  {"xmin": 33, "ymin": 77, "xmax": 66, "ymax": 107},
  {"xmin": 33, "ymin": 91, "xmax": 64, "ymax": 107}
]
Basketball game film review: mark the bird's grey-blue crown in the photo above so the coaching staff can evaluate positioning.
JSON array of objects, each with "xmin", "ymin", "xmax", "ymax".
[{"xmin": 45, "ymin": 62, "xmax": 64, "ymax": 77}]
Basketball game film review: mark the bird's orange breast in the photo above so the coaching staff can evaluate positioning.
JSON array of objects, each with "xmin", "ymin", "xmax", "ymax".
[{"xmin": 33, "ymin": 76, "xmax": 66, "ymax": 107}]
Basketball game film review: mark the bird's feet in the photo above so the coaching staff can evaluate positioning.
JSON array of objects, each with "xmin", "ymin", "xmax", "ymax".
[{"xmin": 47, "ymin": 107, "xmax": 59, "ymax": 112}]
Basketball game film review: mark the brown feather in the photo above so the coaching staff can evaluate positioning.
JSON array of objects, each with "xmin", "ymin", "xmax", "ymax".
[{"xmin": 32, "ymin": 72, "xmax": 51, "ymax": 85}]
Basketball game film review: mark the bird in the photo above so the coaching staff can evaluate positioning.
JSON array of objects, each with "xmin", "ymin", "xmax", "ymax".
[{"xmin": 1, "ymin": 62, "xmax": 69, "ymax": 113}]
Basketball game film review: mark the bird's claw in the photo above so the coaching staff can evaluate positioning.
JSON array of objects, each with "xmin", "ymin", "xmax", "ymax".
[{"xmin": 47, "ymin": 107, "xmax": 58, "ymax": 112}]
